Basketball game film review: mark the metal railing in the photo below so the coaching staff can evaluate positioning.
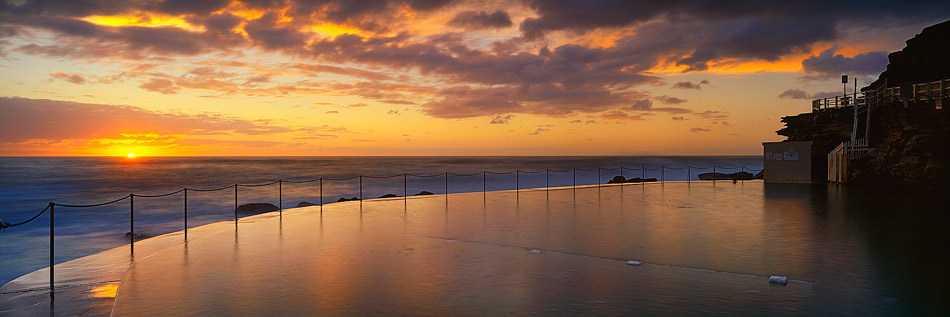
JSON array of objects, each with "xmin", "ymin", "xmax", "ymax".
[
  {"xmin": 813, "ymin": 78, "xmax": 950, "ymax": 112},
  {"xmin": 0, "ymin": 164, "xmax": 763, "ymax": 294}
]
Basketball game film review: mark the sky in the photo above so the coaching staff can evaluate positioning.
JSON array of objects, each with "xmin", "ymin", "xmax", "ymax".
[{"xmin": 1, "ymin": 0, "xmax": 947, "ymax": 156}]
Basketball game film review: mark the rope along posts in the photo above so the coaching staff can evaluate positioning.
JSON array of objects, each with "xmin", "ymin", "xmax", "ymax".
[{"xmin": 2, "ymin": 164, "xmax": 767, "ymax": 293}]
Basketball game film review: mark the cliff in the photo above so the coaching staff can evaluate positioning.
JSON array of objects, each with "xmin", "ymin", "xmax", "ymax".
[{"xmin": 778, "ymin": 20, "xmax": 950, "ymax": 190}]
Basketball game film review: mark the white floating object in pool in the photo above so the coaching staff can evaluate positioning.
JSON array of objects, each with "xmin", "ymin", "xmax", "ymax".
[
  {"xmin": 529, "ymin": 249, "xmax": 542, "ymax": 253},
  {"xmin": 626, "ymin": 260, "xmax": 642, "ymax": 266},
  {"xmin": 769, "ymin": 275, "xmax": 788, "ymax": 286}
]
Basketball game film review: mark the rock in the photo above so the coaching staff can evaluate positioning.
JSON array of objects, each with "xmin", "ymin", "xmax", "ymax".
[
  {"xmin": 754, "ymin": 171, "xmax": 764, "ymax": 179},
  {"xmin": 296, "ymin": 201, "xmax": 317, "ymax": 207},
  {"xmin": 624, "ymin": 177, "xmax": 658, "ymax": 183},
  {"xmin": 867, "ymin": 20, "xmax": 950, "ymax": 91},
  {"xmin": 337, "ymin": 197, "xmax": 360, "ymax": 202},
  {"xmin": 697, "ymin": 172, "xmax": 754, "ymax": 180},
  {"xmin": 415, "ymin": 191, "xmax": 434, "ymax": 196},
  {"xmin": 378, "ymin": 194, "xmax": 399, "ymax": 198},
  {"xmin": 235, "ymin": 203, "xmax": 279, "ymax": 214},
  {"xmin": 606, "ymin": 175, "xmax": 627, "ymax": 184},
  {"xmin": 125, "ymin": 231, "xmax": 149, "ymax": 241}
]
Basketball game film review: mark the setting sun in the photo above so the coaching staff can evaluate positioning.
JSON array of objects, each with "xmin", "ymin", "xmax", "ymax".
[{"xmin": 127, "ymin": 153, "xmax": 136, "ymax": 158}]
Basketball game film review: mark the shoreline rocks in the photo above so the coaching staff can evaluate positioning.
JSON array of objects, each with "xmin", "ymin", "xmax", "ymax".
[
  {"xmin": 235, "ymin": 203, "xmax": 279, "ymax": 214},
  {"xmin": 697, "ymin": 172, "xmax": 754, "ymax": 180}
]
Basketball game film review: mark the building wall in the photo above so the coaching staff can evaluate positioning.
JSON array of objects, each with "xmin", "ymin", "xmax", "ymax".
[{"xmin": 763, "ymin": 141, "xmax": 820, "ymax": 183}]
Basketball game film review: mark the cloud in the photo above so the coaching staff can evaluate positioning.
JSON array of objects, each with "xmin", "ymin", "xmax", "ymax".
[
  {"xmin": 778, "ymin": 88, "xmax": 808, "ymax": 99},
  {"xmin": 600, "ymin": 110, "xmax": 643, "ymax": 121},
  {"xmin": 387, "ymin": 109, "xmax": 399, "ymax": 115},
  {"xmin": 348, "ymin": 103, "xmax": 369, "ymax": 107},
  {"xmin": 490, "ymin": 114, "xmax": 513, "ymax": 124},
  {"xmin": 801, "ymin": 46, "xmax": 889, "ymax": 77},
  {"xmin": 569, "ymin": 119, "xmax": 582, "ymax": 123},
  {"xmin": 628, "ymin": 98, "xmax": 692, "ymax": 113},
  {"xmin": 528, "ymin": 128, "xmax": 549, "ymax": 135},
  {"xmin": 0, "ymin": 97, "xmax": 293, "ymax": 145},
  {"xmin": 694, "ymin": 110, "xmax": 728, "ymax": 119},
  {"xmin": 50, "ymin": 71, "xmax": 86, "ymax": 84},
  {"xmin": 671, "ymin": 116, "xmax": 685, "ymax": 121},
  {"xmin": 672, "ymin": 79, "xmax": 708, "ymax": 89},
  {"xmin": 690, "ymin": 127, "xmax": 711, "ymax": 133},
  {"xmin": 139, "ymin": 78, "xmax": 180, "ymax": 94},
  {"xmin": 448, "ymin": 10, "xmax": 512, "ymax": 30},
  {"xmin": 656, "ymin": 95, "xmax": 687, "ymax": 105},
  {"xmin": 778, "ymin": 89, "xmax": 842, "ymax": 99},
  {"xmin": 325, "ymin": 110, "xmax": 339, "ymax": 114}
]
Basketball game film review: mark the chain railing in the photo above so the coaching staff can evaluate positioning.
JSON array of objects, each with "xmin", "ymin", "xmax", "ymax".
[{"xmin": 0, "ymin": 164, "xmax": 762, "ymax": 293}]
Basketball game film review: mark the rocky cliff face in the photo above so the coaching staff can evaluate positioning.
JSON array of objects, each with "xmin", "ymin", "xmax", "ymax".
[
  {"xmin": 778, "ymin": 20, "xmax": 950, "ymax": 190},
  {"xmin": 867, "ymin": 19, "xmax": 950, "ymax": 90}
]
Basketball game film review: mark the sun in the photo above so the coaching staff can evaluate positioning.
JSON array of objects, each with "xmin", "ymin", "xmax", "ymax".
[{"xmin": 127, "ymin": 153, "xmax": 136, "ymax": 158}]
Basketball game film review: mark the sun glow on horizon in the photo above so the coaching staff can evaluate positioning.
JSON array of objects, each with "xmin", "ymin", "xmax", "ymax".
[{"xmin": 127, "ymin": 153, "xmax": 136, "ymax": 158}]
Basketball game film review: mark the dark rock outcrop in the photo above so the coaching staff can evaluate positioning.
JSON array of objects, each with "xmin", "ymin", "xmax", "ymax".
[
  {"xmin": 338, "ymin": 197, "xmax": 360, "ymax": 202},
  {"xmin": 697, "ymin": 172, "xmax": 754, "ymax": 180},
  {"xmin": 125, "ymin": 232, "xmax": 149, "ymax": 241},
  {"xmin": 235, "ymin": 203, "xmax": 279, "ymax": 214},
  {"xmin": 623, "ymin": 177, "xmax": 657, "ymax": 183},
  {"xmin": 415, "ymin": 191, "xmax": 434, "ymax": 196},
  {"xmin": 296, "ymin": 201, "xmax": 317, "ymax": 207},
  {"xmin": 867, "ymin": 20, "xmax": 950, "ymax": 91},
  {"xmin": 754, "ymin": 171, "xmax": 764, "ymax": 179},
  {"xmin": 776, "ymin": 20, "xmax": 950, "ymax": 189},
  {"xmin": 606, "ymin": 176, "xmax": 626, "ymax": 184},
  {"xmin": 378, "ymin": 194, "xmax": 399, "ymax": 198}
]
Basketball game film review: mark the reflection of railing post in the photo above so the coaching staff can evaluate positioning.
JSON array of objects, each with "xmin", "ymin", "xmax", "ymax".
[
  {"xmin": 233, "ymin": 184, "xmax": 238, "ymax": 225},
  {"xmin": 49, "ymin": 202, "xmax": 54, "ymax": 295},
  {"xmin": 444, "ymin": 172, "xmax": 448, "ymax": 195},
  {"xmin": 130, "ymin": 193, "xmax": 134, "ymax": 253},
  {"xmin": 184, "ymin": 188, "xmax": 188, "ymax": 239}
]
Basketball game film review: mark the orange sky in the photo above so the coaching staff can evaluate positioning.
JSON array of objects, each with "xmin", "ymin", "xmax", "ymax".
[{"xmin": 0, "ymin": 1, "xmax": 943, "ymax": 156}]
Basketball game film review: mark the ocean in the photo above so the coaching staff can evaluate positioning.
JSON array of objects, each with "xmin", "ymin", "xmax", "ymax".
[{"xmin": 0, "ymin": 156, "xmax": 761, "ymax": 285}]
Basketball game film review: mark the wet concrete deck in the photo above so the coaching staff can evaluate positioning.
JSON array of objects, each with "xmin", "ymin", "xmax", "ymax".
[{"xmin": 6, "ymin": 182, "xmax": 834, "ymax": 315}]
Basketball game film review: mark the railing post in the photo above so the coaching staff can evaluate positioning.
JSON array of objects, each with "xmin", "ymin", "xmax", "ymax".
[
  {"xmin": 597, "ymin": 167, "xmax": 601, "ymax": 188},
  {"xmin": 278, "ymin": 180, "xmax": 282, "ymax": 215},
  {"xmin": 319, "ymin": 178, "xmax": 323, "ymax": 212},
  {"xmin": 544, "ymin": 168, "xmax": 551, "ymax": 191},
  {"xmin": 740, "ymin": 166, "xmax": 744, "ymax": 183},
  {"xmin": 49, "ymin": 202, "xmax": 54, "ymax": 295},
  {"xmin": 713, "ymin": 166, "xmax": 717, "ymax": 183},
  {"xmin": 661, "ymin": 166, "xmax": 665, "ymax": 183},
  {"xmin": 130, "ymin": 193, "xmax": 134, "ymax": 252},
  {"xmin": 641, "ymin": 166, "xmax": 645, "ymax": 180},
  {"xmin": 184, "ymin": 188, "xmax": 188, "ymax": 239},
  {"xmin": 687, "ymin": 166, "xmax": 691, "ymax": 184},
  {"xmin": 516, "ymin": 170, "xmax": 519, "ymax": 192},
  {"xmin": 404, "ymin": 173, "xmax": 408, "ymax": 202},
  {"xmin": 482, "ymin": 171, "xmax": 486, "ymax": 196},
  {"xmin": 572, "ymin": 168, "xmax": 576, "ymax": 190},
  {"xmin": 359, "ymin": 175, "xmax": 363, "ymax": 201},
  {"xmin": 620, "ymin": 166, "xmax": 624, "ymax": 185},
  {"xmin": 234, "ymin": 184, "xmax": 238, "ymax": 225},
  {"xmin": 444, "ymin": 172, "xmax": 448, "ymax": 195}
]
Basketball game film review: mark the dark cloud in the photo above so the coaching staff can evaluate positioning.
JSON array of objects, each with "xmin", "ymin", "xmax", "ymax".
[
  {"xmin": 778, "ymin": 88, "xmax": 808, "ymax": 99},
  {"xmin": 245, "ymin": 12, "xmax": 307, "ymax": 49},
  {"xmin": 325, "ymin": 110, "xmax": 339, "ymax": 114},
  {"xmin": 448, "ymin": 10, "xmax": 512, "ymax": 30},
  {"xmin": 694, "ymin": 110, "xmax": 727, "ymax": 119},
  {"xmin": 801, "ymin": 46, "xmax": 888, "ymax": 77},
  {"xmin": 0, "ymin": 97, "xmax": 293, "ymax": 143},
  {"xmin": 657, "ymin": 95, "xmax": 687, "ymax": 105},
  {"xmin": 671, "ymin": 116, "xmax": 685, "ymax": 121},
  {"xmin": 289, "ymin": 63, "xmax": 393, "ymax": 81},
  {"xmin": 490, "ymin": 114, "xmax": 513, "ymax": 124},
  {"xmin": 628, "ymin": 98, "xmax": 692, "ymax": 113},
  {"xmin": 672, "ymin": 79, "xmax": 708, "ymax": 89},
  {"xmin": 49, "ymin": 71, "xmax": 85, "ymax": 84},
  {"xmin": 690, "ymin": 127, "xmax": 711, "ymax": 133}
]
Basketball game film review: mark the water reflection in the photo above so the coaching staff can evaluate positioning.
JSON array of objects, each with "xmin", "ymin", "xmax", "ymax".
[{"xmin": 99, "ymin": 182, "xmax": 950, "ymax": 315}]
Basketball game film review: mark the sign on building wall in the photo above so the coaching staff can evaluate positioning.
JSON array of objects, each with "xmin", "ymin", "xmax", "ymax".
[{"xmin": 783, "ymin": 150, "xmax": 799, "ymax": 161}]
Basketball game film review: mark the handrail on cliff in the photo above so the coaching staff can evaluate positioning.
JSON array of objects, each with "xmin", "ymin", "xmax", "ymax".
[{"xmin": 812, "ymin": 77, "xmax": 950, "ymax": 112}]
